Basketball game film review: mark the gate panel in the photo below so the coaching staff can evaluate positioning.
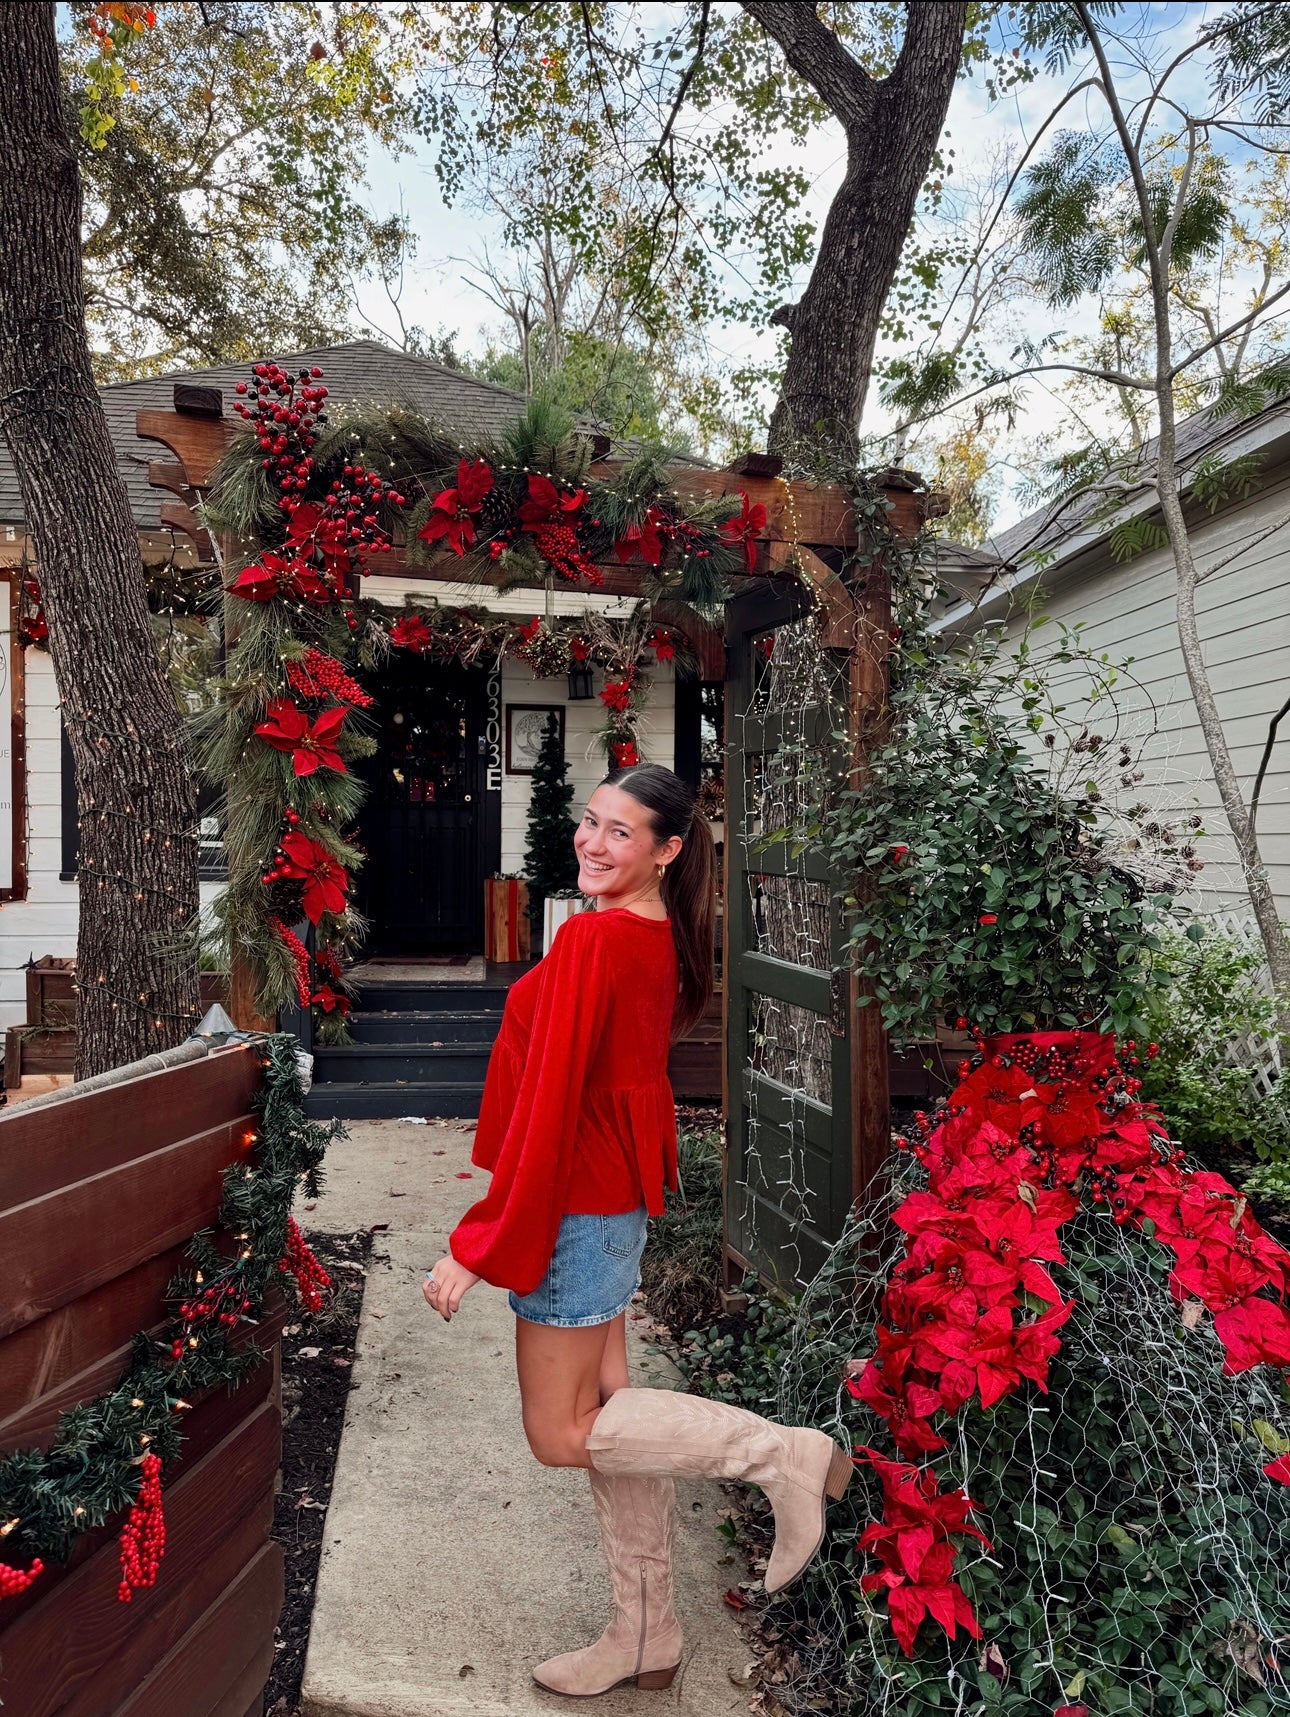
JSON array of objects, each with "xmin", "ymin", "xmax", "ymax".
[{"xmin": 723, "ymin": 581, "xmax": 858, "ymax": 1292}]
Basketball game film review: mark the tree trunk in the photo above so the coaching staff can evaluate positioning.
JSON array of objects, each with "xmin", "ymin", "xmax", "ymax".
[
  {"xmin": 743, "ymin": 2, "xmax": 968, "ymax": 459},
  {"xmin": 0, "ymin": 2, "xmax": 201, "ymax": 1077}
]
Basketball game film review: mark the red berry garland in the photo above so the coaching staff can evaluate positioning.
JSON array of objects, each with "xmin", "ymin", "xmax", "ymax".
[
  {"xmin": 277, "ymin": 1216, "xmax": 332, "ymax": 1313},
  {"xmin": 117, "ymin": 1452, "xmax": 165, "ymax": 1603},
  {"xmin": 269, "ymin": 916, "xmax": 313, "ymax": 1008},
  {"xmin": 0, "ymin": 1556, "xmax": 44, "ymax": 1599}
]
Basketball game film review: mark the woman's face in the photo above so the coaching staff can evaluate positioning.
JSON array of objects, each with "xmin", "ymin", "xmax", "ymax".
[{"xmin": 573, "ymin": 783, "xmax": 683, "ymax": 904}]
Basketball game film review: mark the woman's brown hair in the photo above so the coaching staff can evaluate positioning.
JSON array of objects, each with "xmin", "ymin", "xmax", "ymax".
[{"xmin": 601, "ymin": 762, "xmax": 716, "ymax": 1042}]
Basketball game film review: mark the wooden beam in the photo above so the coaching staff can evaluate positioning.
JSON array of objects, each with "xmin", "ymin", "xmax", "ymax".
[
  {"xmin": 135, "ymin": 411, "xmax": 234, "ymax": 487},
  {"xmin": 765, "ymin": 542, "xmax": 856, "ymax": 650}
]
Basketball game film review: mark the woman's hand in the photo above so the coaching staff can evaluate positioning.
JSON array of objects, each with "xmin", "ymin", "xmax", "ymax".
[{"xmin": 423, "ymin": 1254, "xmax": 481, "ymax": 1322}]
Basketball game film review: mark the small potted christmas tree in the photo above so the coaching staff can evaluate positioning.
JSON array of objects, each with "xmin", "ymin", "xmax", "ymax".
[{"xmin": 522, "ymin": 710, "xmax": 583, "ymax": 952}]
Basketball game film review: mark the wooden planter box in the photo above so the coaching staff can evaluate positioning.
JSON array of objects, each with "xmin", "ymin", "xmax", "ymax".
[
  {"xmin": 0, "ymin": 1044, "xmax": 285, "ymax": 1717},
  {"xmin": 485, "ymin": 878, "xmax": 531, "ymax": 963},
  {"xmin": 5, "ymin": 965, "xmax": 230, "ymax": 1090}
]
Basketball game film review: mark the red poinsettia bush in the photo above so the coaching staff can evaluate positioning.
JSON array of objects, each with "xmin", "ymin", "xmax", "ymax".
[{"xmin": 776, "ymin": 1031, "xmax": 1290, "ymax": 1714}]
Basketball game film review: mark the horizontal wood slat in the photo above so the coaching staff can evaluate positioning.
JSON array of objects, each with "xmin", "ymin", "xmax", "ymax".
[
  {"xmin": 733, "ymin": 949, "xmax": 831, "ymax": 1014},
  {"xmin": 114, "ymin": 1543, "xmax": 284, "ymax": 1717},
  {"xmin": 0, "ymin": 1397, "xmax": 280, "ymax": 1716},
  {"xmin": 0, "ymin": 1117, "xmax": 258, "ymax": 1340},
  {"xmin": 0, "ymin": 1045, "xmax": 259, "ymax": 1210}
]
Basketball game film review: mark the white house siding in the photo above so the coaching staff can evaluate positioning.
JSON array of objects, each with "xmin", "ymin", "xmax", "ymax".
[
  {"xmin": 499, "ymin": 651, "xmax": 676, "ymax": 874},
  {"xmin": 981, "ymin": 470, "xmax": 1290, "ymax": 916}
]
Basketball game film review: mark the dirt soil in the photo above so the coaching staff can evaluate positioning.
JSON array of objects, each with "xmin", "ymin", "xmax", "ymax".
[{"xmin": 264, "ymin": 1229, "xmax": 373, "ymax": 1717}]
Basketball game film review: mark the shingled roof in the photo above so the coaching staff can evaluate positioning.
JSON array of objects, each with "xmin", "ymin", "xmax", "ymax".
[{"xmin": 0, "ymin": 340, "xmax": 551, "ymax": 530}]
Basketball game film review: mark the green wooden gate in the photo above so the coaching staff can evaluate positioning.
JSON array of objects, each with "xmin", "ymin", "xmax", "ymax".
[{"xmin": 722, "ymin": 574, "xmax": 877, "ymax": 1293}]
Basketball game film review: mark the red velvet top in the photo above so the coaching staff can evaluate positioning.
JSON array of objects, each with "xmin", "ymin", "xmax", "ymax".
[{"xmin": 448, "ymin": 906, "xmax": 681, "ymax": 1295}]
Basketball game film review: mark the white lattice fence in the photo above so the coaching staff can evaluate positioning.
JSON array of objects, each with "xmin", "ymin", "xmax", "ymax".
[{"xmin": 1202, "ymin": 909, "xmax": 1283, "ymax": 1096}]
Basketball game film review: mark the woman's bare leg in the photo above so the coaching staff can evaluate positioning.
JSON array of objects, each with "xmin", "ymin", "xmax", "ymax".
[
  {"xmin": 598, "ymin": 1312, "xmax": 630, "ymax": 1404},
  {"xmin": 515, "ymin": 1316, "xmax": 613, "ymax": 1468}
]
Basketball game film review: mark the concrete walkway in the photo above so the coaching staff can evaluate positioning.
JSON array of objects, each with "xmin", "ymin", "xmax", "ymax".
[{"xmin": 295, "ymin": 1118, "xmax": 751, "ymax": 1717}]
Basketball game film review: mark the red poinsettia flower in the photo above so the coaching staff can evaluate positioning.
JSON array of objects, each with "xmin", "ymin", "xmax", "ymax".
[
  {"xmin": 569, "ymin": 635, "xmax": 590, "ymax": 662},
  {"xmin": 254, "ymin": 699, "xmax": 348, "ymax": 777},
  {"xmin": 311, "ymin": 982, "xmax": 351, "ymax": 1016},
  {"xmin": 517, "ymin": 616, "xmax": 543, "ymax": 643},
  {"xmin": 616, "ymin": 506, "xmax": 666, "ymax": 567},
  {"xmin": 389, "ymin": 614, "xmax": 434, "ymax": 652},
  {"xmin": 611, "ymin": 739, "xmax": 640, "ymax": 767},
  {"xmin": 287, "ymin": 501, "xmax": 351, "ymax": 576},
  {"xmin": 278, "ymin": 832, "xmax": 349, "ymax": 925},
  {"xmin": 1212, "ymin": 1294, "xmax": 1290, "ymax": 1374},
  {"xmin": 648, "ymin": 627, "xmax": 677, "ymax": 662},
  {"xmin": 917, "ymin": 1304, "xmax": 1024, "ymax": 1412},
  {"xmin": 599, "ymin": 677, "xmax": 634, "ymax": 713},
  {"xmin": 1012, "ymin": 1297, "xmax": 1074, "ymax": 1390},
  {"xmin": 419, "ymin": 457, "xmax": 495, "ymax": 556},
  {"xmin": 518, "ymin": 473, "xmax": 586, "ymax": 530},
  {"xmin": 1264, "ymin": 1453, "xmax": 1290, "ymax": 1484},
  {"xmin": 882, "ymin": 1576, "xmax": 982, "ymax": 1658},
  {"xmin": 719, "ymin": 488, "xmax": 767, "ymax": 573},
  {"xmin": 226, "ymin": 552, "xmax": 292, "ymax": 602}
]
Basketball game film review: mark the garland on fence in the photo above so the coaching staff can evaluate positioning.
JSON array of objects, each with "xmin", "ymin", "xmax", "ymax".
[
  {"xmin": 0, "ymin": 1036, "xmax": 338, "ymax": 1605},
  {"xmin": 193, "ymin": 366, "xmax": 740, "ymax": 1034},
  {"xmin": 850, "ymin": 1029, "xmax": 1290, "ymax": 1661}
]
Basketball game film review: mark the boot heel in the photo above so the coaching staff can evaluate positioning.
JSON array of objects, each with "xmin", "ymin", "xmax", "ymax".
[
  {"xmin": 825, "ymin": 1443, "xmax": 853, "ymax": 1500},
  {"xmin": 638, "ymin": 1663, "xmax": 680, "ymax": 1690}
]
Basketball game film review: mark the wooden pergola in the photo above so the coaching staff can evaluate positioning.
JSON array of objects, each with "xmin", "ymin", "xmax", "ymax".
[{"xmin": 138, "ymin": 389, "xmax": 933, "ymax": 1289}]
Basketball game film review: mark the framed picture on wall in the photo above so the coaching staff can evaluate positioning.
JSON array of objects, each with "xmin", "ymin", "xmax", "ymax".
[{"xmin": 506, "ymin": 703, "xmax": 564, "ymax": 775}]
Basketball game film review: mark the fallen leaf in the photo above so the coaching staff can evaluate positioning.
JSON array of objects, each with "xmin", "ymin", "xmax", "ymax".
[
  {"xmin": 369, "ymin": 1222, "xmax": 389, "ymax": 1233},
  {"xmin": 389, "ymin": 1190, "xmax": 408, "ymax": 1198},
  {"xmin": 1180, "ymin": 1298, "xmax": 1206, "ymax": 1329},
  {"xmin": 723, "ymin": 1588, "xmax": 750, "ymax": 1610},
  {"xmin": 371, "ymin": 1309, "xmax": 386, "ymax": 1319},
  {"xmin": 728, "ymin": 1663, "xmax": 758, "ymax": 1688},
  {"xmin": 980, "ymin": 1642, "xmax": 1008, "ymax": 1682},
  {"xmin": 458, "ymin": 1665, "xmax": 475, "ymax": 1678},
  {"xmin": 297, "ymin": 1346, "xmax": 321, "ymax": 1360},
  {"xmin": 432, "ymin": 1150, "xmax": 446, "ymax": 1156},
  {"xmin": 455, "ymin": 1172, "xmax": 474, "ymax": 1179},
  {"xmin": 303, "ymin": 1200, "xmax": 317, "ymax": 1211}
]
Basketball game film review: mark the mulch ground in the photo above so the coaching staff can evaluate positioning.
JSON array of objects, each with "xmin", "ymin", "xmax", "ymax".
[{"xmin": 264, "ymin": 1229, "xmax": 373, "ymax": 1717}]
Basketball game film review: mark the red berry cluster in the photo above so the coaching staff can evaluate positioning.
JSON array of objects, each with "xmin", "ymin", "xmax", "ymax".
[
  {"xmin": 0, "ymin": 1556, "xmax": 43, "ymax": 1599},
  {"xmin": 269, "ymin": 913, "xmax": 312, "ymax": 1008},
  {"xmin": 234, "ymin": 361, "xmax": 328, "ymax": 485},
  {"xmin": 286, "ymin": 648, "xmax": 374, "ymax": 708},
  {"xmin": 308, "ymin": 464, "xmax": 405, "ymax": 576},
  {"xmin": 117, "ymin": 1452, "xmax": 165, "ymax": 1603},
  {"xmin": 168, "ymin": 1269, "xmax": 254, "ymax": 1362},
  {"xmin": 277, "ymin": 1216, "xmax": 332, "ymax": 1313},
  {"xmin": 530, "ymin": 520, "xmax": 603, "ymax": 585},
  {"xmin": 669, "ymin": 517, "xmax": 717, "ymax": 562}
]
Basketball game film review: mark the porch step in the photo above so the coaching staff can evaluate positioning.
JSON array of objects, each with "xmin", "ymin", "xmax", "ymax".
[
  {"xmin": 311, "ymin": 1042, "xmax": 493, "ymax": 1085},
  {"xmin": 303, "ymin": 977, "xmax": 518, "ymax": 1119},
  {"xmin": 347, "ymin": 982, "xmax": 510, "ymax": 1013},
  {"xmin": 346, "ymin": 1009, "xmax": 502, "ymax": 1045},
  {"xmin": 303, "ymin": 1080, "xmax": 486, "ymax": 1121}
]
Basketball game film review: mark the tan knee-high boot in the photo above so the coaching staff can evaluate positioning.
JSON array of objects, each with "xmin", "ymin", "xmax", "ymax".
[
  {"xmin": 585, "ymin": 1387, "xmax": 852, "ymax": 1595},
  {"xmin": 531, "ymin": 1469, "xmax": 683, "ymax": 1696}
]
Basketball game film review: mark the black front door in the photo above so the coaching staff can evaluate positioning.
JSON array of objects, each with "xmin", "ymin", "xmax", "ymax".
[{"xmin": 355, "ymin": 654, "xmax": 488, "ymax": 955}]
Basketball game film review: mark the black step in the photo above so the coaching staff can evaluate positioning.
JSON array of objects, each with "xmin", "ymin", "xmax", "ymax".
[
  {"xmin": 346, "ymin": 1009, "xmax": 503, "ymax": 1045},
  {"xmin": 311, "ymin": 1042, "xmax": 493, "ymax": 1084},
  {"xmin": 349, "ymin": 981, "xmax": 510, "ymax": 1013},
  {"xmin": 303, "ymin": 1080, "xmax": 485, "ymax": 1121}
]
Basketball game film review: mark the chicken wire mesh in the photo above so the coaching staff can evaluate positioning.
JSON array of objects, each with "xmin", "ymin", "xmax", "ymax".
[{"xmin": 753, "ymin": 1151, "xmax": 1290, "ymax": 1717}]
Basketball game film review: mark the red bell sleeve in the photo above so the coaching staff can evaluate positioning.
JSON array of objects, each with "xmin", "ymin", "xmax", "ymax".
[{"xmin": 448, "ymin": 913, "xmax": 612, "ymax": 1294}]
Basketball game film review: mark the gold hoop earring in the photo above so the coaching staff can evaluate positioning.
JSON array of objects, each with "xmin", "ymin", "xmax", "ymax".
[{"xmin": 657, "ymin": 864, "xmax": 666, "ymax": 882}]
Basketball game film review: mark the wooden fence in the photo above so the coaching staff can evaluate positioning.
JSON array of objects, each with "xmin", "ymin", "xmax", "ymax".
[{"xmin": 0, "ymin": 1044, "xmax": 285, "ymax": 1717}]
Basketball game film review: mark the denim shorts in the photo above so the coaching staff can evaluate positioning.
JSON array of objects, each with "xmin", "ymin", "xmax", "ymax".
[{"xmin": 508, "ymin": 1205, "xmax": 649, "ymax": 1328}]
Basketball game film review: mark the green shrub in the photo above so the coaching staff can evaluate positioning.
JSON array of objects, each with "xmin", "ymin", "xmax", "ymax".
[
  {"xmin": 639, "ymin": 1125, "xmax": 725, "ymax": 1330},
  {"xmin": 1138, "ymin": 921, "xmax": 1289, "ymax": 1195}
]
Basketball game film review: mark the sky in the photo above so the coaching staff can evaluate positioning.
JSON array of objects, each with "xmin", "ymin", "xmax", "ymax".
[{"xmin": 348, "ymin": 2, "xmax": 1260, "ymax": 531}]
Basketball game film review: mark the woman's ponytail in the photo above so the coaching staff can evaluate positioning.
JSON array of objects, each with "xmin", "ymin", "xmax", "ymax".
[{"xmin": 602, "ymin": 762, "xmax": 716, "ymax": 1041}]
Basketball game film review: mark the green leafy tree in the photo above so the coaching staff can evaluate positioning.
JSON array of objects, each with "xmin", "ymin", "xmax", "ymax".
[
  {"xmin": 62, "ymin": 0, "xmax": 424, "ymax": 378},
  {"xmin": 522, "ymin": 712, "xmax": 581, "ymax": 903},
  {"xmin": 414, "ymin": 1, "xmax": 977, "ymax": 458}
]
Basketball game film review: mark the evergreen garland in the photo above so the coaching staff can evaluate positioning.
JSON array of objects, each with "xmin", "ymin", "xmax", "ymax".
[
  {"xmin": 521, "ymin": 712, "xmax": 581, "ymax": 902},
  {"xmin": 0, "ymin": 1036, "xmax": 340, "ymax": 1590}
]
